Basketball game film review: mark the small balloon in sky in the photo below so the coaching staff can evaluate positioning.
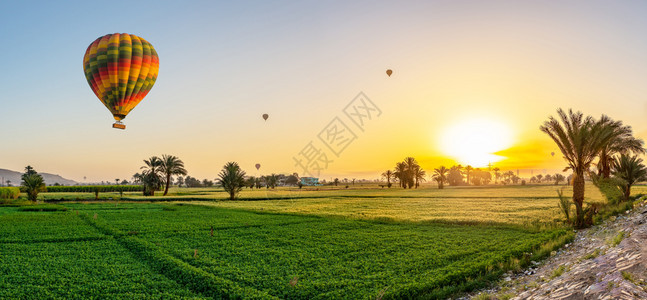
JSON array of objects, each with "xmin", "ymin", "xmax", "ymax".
[
  {"xmin": 255, "ymin": 163, "xmax": 261, "ymax": 170},
  {"xmin": 551, "ymin": 152, "xmax": 555, "ymax": 157},
  {"xmin": 262, "ymin": 113, "xmax": 269, "ymax": 121},
  {"xmin": 83, "ymin": 33, "xmax": 159, "ymax": 130},
  {"xmin": 386, "ymin": 69, "xmax": 393, "ymax": 77}
]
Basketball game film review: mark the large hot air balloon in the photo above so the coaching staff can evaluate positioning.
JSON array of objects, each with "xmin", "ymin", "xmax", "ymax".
[
  {"xmin": 83, "ymin": 33, "xmax": 159, "ymax": 129},
  {"xmin": 255, "ymin": 163, "xmax": 261, "ymax": 170},
  {"xmin": 262, "ymin": 114, "xmax": 269, "ymax": 121},
  {"xmin": 386, "ymin": 69, "xmax": 392, "ymax": 77}
]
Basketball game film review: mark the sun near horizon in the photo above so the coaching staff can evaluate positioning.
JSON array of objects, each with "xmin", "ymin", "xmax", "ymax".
[{"xmin": 438, "ymin": 117, "xmax": 513, "ymax": 168}]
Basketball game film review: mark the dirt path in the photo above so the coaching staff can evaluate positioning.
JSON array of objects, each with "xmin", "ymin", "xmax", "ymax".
[{"xmin": 468, "ymin": 198, "xmax": 647, "ymax": 299}]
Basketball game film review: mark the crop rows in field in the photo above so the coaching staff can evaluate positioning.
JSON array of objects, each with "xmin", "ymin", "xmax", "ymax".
[
  {"xmin": 70, "ymin": 203, "xmax": 568, "ymax": 299},
  {"xmin": 0, "ymin": 208, "xmax": 204, "ymax": 299}
]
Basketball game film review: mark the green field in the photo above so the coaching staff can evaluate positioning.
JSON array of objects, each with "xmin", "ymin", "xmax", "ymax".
[{"xmin": 2, "ymin": 184, "xmax": 640, "ymax": 298}]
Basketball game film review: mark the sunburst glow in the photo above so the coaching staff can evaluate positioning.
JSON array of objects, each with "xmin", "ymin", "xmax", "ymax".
[{"xmin": 440, "ymin": 118, "xmax": 513, "ymax": 167}]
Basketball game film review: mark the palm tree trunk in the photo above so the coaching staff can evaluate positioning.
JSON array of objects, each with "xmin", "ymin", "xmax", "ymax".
[
  {"xmin": 624, "ymin": 185, "xmax": 631, "ymax": 201},
  {"xmin": 572, "ymin": 171, "xmax": 585, "ymax": 228},
  {"xmin": 164, "ymin": 174, "xmax": 171, "ymax": 196},
  {"xmin": 600, "ymin": 152, "xmax": 611, "ymax": 178}
]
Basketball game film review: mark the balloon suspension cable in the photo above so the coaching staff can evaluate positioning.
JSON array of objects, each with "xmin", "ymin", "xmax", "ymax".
[{"xmin": 112, "ymin": 121, "xmax": 126, "ymax": 130}]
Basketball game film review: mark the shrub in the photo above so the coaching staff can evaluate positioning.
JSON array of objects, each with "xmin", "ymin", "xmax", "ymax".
[
  {"xmin": 557, "ymin": 188, "xmax": 570, "ymax": 222},
  {"xmin": 0, "ymin": 187, "xmax": 20, "ymax": 199},
  {"xmin": 609, "ymin": 231, "xmax": 627, "ymax": 247},
  {"xmin": 591, "ymin": 175, "xmax": 625, "ymax": 205}
]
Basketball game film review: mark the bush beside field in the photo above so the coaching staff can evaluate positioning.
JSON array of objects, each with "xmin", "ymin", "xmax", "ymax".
[{"xmin": 0, "ymin": 187, "xmax": 20, "ymax": 199}]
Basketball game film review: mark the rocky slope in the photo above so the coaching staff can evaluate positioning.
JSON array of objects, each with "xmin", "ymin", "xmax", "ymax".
[{"xmin": 470, "ymin": 198, "xmax": 647, "ymax": 299}]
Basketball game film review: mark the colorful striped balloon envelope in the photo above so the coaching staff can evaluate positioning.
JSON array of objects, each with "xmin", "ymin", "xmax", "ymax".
[{"xmin": 83, "ymin": 33, "xmax": 159, "ymax": 129}]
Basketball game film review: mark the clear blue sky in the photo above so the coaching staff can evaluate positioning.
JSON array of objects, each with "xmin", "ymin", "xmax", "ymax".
[{"xmin": 1, "ymin": 1, "xmax": 646, "ymax": 182}]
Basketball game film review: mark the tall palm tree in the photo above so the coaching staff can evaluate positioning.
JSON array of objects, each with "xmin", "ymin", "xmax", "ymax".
[
  {"xmin": 464, "ymin": 165, "xmax": 473, "ymax": 185},
  {"xmin": 268, "ymin": 174, "xmax": 278, "ymax": 189},
  {"xmin": 140, "ymin": 156, "xmax": 163, "ymax": 196},
  {"xmin": 493, "ymin": 167, "xmax": 501, "ymax": 184},
  {"xmin": 432, "ymin": 166, "xmax": 449, "ymax": 189},
  {"xmin": 413, "ymin": 165, "xmax": 426, "ymax": 188},
  {"xmin": 394, "ymin": 162, "xmax": 408, "ymax": 188},
  {"xmin": 217, "ymin": 162, "xmax": 247, "ymax": 200},
  {"xmin": 540, "ymin": 108, "xmax": 617, "ymax": 228},
  {"xmin": 246, "ymin": 176, "xmax": 256, "ymax": 189},
  {"xmin": 403, "ymin": 157, "xmax": 419, "ymax": 189},
  {"xmin": 612, "ymin": 154, "xmax": 647, "ymax": 201},
  {"xmin": 160, "ymin": 154, "xmax": 188, "ymax": 196},
  {"xmin": 596, "ymin": 116, "xmax": 645, "ymax": 178},
  {"xmin": 381, "ymin": 170, "xmax": 394, "ymax": 188}
]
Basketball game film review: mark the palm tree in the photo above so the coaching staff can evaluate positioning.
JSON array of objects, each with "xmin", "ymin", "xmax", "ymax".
[
  {"xmin": 612, "ymin": 154, "xmax": 647, "ymax": 201},
  {"xmin": 246, "ymin": 176, "xmax": 256, "ymax": 189},
  {"xmin": 432, "ymin": 166, "xmax": 449, "ymax": 189},
  {"xmin": 394, "ymin": 162, "xmax": 408, "ymax": 188},
  {"xmin": 544, "ymin": 174, "xmax": 553, "ymax": 183},
  {"xmin": 267, "ymin": 174, "xmax": 278, "ymax": 189},
  {"xmin": 159, "ymin": 154, "xmax": 188, "ymax": 196},
  {"xmin": 464, "ymin": 165, "xmax": 473, "ymax": 185},
  {"xmin": 413, "ymin": 165, "xmax": 426, "ymax": 188},
  {"xmin": 21, "ymin": 173, "xmax": 45, "ymax": 202},
  {"xmin": 403, "ymin": 157, "xmax": 418, "ymax": 189},
  {"xmin": 540, "ymin": 108, "xmax": 617, "ymax": 228},
  {"xmin": 447, "ymin": 165, "xmax": 464, "ymax": 186},
  {"xmin": 140, "ymin": 156, "xmax": 163, "ymax": 196},
  {"xmin": 22, "ymin": 165, "xmax": 36, "ymax": 178},
  {"xmin": 596, "ymin": 116, "xmax": 645, "ymax": 178},
  {"xmin": 217, "ymin": 162, "xmax": 247, "ymax": 200},
  {"xmin": 493, "ymin": 167, "xmax": 501, "ymax": 184},
  {"xmin": 381, "ymin": 170, "xmax": 394, "ymax": 188}
]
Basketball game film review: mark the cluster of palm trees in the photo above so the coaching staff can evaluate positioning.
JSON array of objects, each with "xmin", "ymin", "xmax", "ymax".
[
  {"xmin": 133, "ymin": 155, "xmax": 187, "ymax": 196},
  {"xmin": 541, "ymin": 108, "xmax": 646, "ymax": 228},
  {"xmin": 432, "ymin": 165, "xmax": 499, "ymax": 188},
  {"xmin": 529, "ymin": 173, "xmax": 567, "ymax": 185},
  {"xmin": 381, "ymin": 157, "xmax": 426, "ymax": 189},
  {"xmin": 246, "ymin": 175, "xmax": 277, "ymax": 189}
]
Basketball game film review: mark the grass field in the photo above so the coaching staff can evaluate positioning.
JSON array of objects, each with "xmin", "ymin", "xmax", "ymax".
[
  {"xmin": 0, "ymin": 203, "xmax": 570, "ymax": 299},
  {"xmin": 2, "ymin": 183, "xmax": 643, "ymax": 298}
]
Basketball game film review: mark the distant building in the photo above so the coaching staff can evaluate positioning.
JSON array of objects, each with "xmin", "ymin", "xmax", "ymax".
[{"xmin": 300, "ymin": 177, "xmax": 319, "ymax": 186}]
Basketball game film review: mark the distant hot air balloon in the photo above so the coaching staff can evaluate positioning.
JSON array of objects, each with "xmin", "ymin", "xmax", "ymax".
[
  {"xmin": 551, "ymin": 152, "xmax": 555, "ymax": 157},
  {"xmin": 386, "ymin": 69, "xmax": 393, "ymax": 77},
  {"xmin": 255, "ymin": 163, "xmax": 261, "ymax": 170},
  {"xmin": 262, "ymin": 114, "xmax": 269, "ymax": 121},
  {"xmin": 83, "ymin": 33, "xmax": 159, "ymax": 129}
]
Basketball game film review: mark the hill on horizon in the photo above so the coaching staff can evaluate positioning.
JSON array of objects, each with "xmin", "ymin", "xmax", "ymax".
[{"xmin": 0, "ymin": 168, "xmax": 77, "ymax": 186}]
